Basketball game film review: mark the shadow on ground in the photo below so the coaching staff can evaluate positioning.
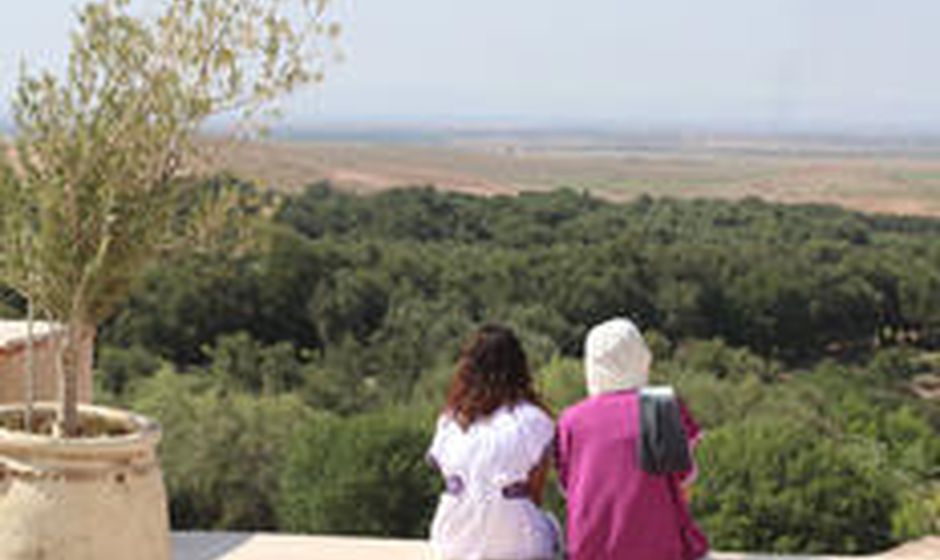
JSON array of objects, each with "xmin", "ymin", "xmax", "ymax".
[{"xmin": 173, "ymin": 533, "xmax": 253, "ymax": 560}]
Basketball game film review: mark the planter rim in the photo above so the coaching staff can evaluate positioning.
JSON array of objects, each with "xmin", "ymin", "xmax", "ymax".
[{"xmin": 0, "ymin": 402, "xmax": 161, "ymax": 458}]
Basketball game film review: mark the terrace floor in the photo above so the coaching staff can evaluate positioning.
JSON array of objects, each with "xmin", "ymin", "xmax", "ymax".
[{"xmin": 172, "ymin": 533, "xmax": 940, "ymax": 560}]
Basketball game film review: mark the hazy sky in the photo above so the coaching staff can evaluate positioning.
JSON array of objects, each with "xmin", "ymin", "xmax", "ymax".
[{"xmin": 2, "ymin": 0, "xmax": 939, "ymax": 131}]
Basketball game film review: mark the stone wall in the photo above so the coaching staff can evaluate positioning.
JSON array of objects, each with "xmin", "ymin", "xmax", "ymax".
[{"xmin": 0, "ymin": 321, "xmax": 93, "ymax": 405}]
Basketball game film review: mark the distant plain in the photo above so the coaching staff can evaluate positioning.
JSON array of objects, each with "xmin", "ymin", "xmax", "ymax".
[{"xmin": 200, "ymin": 128, "xmax": 940, "ymax": 218}]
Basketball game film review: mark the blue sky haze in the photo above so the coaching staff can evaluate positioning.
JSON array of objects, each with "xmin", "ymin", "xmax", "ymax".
[{"xmin": 2, "ymin": 0, "xmax": 938, "ymax": 132}]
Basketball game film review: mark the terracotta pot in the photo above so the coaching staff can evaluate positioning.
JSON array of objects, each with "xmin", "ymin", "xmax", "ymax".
[{"xmin": 0, "ymin": 403, "xmax": 170, "ymax": 560}]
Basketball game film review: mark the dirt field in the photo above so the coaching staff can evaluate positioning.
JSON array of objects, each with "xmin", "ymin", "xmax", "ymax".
[
  {"xmin": 7, "ymin": 131, "xmax": 940, "ymax": 217},
  {"xmin": 200, "ymin": 131, "xmax": 940, "ymax": 218}
]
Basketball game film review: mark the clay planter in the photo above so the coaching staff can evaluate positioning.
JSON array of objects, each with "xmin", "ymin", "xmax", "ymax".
[{"xmin": 0, "ymin": 403, "xmax": 170, "ymax": 560}]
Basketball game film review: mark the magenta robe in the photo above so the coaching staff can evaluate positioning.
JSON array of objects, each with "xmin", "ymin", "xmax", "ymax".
[{"xmin": 557, "ymin": 389, "xmax": 709, "ymax": 560}]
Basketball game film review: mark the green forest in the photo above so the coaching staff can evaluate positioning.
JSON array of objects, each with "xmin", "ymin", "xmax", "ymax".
[{"xmin": 6, "ymin": 181, "xmax": 938, "ymax": 554}]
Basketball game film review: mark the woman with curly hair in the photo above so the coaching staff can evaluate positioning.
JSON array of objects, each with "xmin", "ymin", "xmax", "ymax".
[{"xmin": 427, "ymin": 324, "xmax": 559, "ymax": 560}]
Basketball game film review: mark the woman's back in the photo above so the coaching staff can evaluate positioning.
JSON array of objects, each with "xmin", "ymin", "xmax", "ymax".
[
  {"xmin": 558, "ymin": 390, "xmax": 707, "ymax": 560},
  {"xmin": 428, "ymin": 401, "xmax": 556, "ymax": 560}
]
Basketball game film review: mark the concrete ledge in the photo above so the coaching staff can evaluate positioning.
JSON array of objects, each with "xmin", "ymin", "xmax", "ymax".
[
  {"xmin": 173, "ymin": 533, "xmax": 433, "ymax": 560},
  {"xmin": 172, "ymin": 532, "xmax": 940, "ymax": 560}
]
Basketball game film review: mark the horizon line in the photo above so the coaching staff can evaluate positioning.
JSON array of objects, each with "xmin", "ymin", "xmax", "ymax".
[{"xmin": 4, "ymin": 116, "xmax": 940, "ymax": 142}]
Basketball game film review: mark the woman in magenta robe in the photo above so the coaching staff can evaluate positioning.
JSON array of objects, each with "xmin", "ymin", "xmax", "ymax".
[{"xmin": 557, "ymin": 318, "xmax": 709, "ymax": 560}]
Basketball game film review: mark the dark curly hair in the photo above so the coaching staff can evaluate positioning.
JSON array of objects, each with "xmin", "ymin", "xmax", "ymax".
[{"xmin": 445, "ymin": 324, "xmax": 547, "ymax": 429}]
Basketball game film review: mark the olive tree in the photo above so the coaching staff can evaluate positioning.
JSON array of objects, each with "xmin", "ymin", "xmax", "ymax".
[{"xmin": 0, "ymin": 0, "xmax": 339, "ymax": 436}]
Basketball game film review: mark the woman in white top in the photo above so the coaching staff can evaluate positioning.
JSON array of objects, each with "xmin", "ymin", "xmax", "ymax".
[{"xmin": 427, "ymin": 324, "xmax": 559, "ymax": 560}]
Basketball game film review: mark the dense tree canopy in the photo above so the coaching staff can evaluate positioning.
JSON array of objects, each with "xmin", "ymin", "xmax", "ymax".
[{"xmin": 49, "ymin": 181, "xmax": 938, "ymax": 553}]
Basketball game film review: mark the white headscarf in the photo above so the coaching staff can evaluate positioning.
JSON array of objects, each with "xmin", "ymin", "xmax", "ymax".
[{"xmin": 584, "ymin": 317, "xmax": 651, "ymax": 396}]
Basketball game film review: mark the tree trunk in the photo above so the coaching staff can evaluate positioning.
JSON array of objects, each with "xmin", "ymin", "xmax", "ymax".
[
  {"xmin": 24, "ymin": 297, "xmax": 35, "ymax": 433},
  {"xmin": 56, "ymin": 320, "xmax": 95, "ymax": 438}
]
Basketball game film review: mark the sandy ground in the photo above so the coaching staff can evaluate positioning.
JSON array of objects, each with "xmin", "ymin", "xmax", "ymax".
[
  {"xmin": 201, "ymin": 138, "xmax": 940, "ymax": 218},
  {"xmin": 6, "ymin": 134, "xmax": 940, "ymax": 217}
]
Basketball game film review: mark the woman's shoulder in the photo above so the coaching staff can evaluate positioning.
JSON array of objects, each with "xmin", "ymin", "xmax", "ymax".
[
  {"xmin": 560, "ymin": 390, "xmax": 639, "ymax": 425},
  {"xmin": 501, "ymin": 401, "xmax": 555, "ymax": 465},
  {"xmin": 503, "ymin": 401, "xmax": 554, "ymax": 438},
  {"xmin": 507, "ymin": 400, "xmax": 552, "ymax": 421},
  {"xmin": 434, "ymin": 411, "xmax": 460, "ymax": 437}
]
